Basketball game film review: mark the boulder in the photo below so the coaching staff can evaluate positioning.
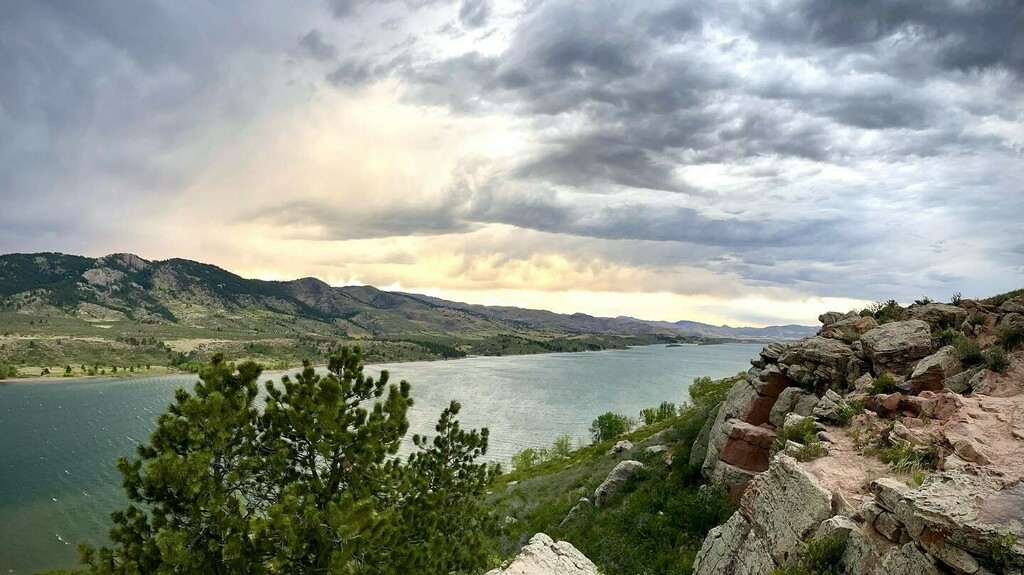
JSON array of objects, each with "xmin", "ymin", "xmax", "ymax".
[
  {"xmin": 485, "ymin": 533, "xmax": 599, "ymax": 575},
  {"xmin": 906, "ymin": 303, "xmax": 969, "ymax": 330},
  {"xmin": 821, "ymin": 315, "xmax": 878, "ymax": 340},
  {"xmin": 719, "ymin": 420, "xmax": 776, "ymax": 472},
  {"xmin": 943, "ymin": 366, "xmax": 983, "ymax": 394},
  {"xmin": 760, "ymin": 341, "xmax": 789, "ymax": 363},
  {"xmin": 1000, "ymin": 297, "xmax": 1024, "ymax": 314},
  {"xmin": 709, "ymin": 461, "xmax": 759, "ymax": 502},
  {"xmin": 769, "ymin": 387, "xmax": 819, "ymax": 427},
  {"xmin": 998, "ymin": 312, "xmax": 1024, "ymax": 330},
  {"xmin": 740, "ymin": 455, "xmax": 833, "ymax": 567},
  {"xmin": 819, "ymin": 311, "xmax": 855, "ymax": 327},
  {"xmin": 702, "ymin": 380, "xmax": 774, "ymax": 477},
  {"xmin": 691, "ymin": 513, "xmax": 775, "ymax": 575},
  {"xmin": 608, "ymin": 440, "xmax": 633, "ymax": 455},
  {"xmin": 594, "ymin": 460, "xmax": 644, "ymax": 507},
  {"xmin": 560, "ymin": 498, "xmax": 592, "ymax": 526},
  {"xmin": 875, "ymin": 543, "xmax": 941, "ymax": 575},
  {"xmin": 861, "ymin": 320, "xmax": 933, "ymax": 374},
  {"xmin": 812, "ymin": 389, "xmax": 851, "ymax": 423},
  {"xmin": 689, "ymin": 403, "xmax": 720, "ymax": 467},
  {"xmin": 777, "ymin": 337, "xmax": 856, "ymax": 389},
  {"xmin": 909, "ymin": 345, "xmax": 962, "ymax": 393},
  {"xmin": 784, "ymin": 412, "xmax": 813, "ymax": 429}
]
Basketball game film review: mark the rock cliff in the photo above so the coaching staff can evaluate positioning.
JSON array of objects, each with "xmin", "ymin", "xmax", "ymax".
[{"xmin": 693, "ymin": 297, "xmax": 1024, "ymax": 574}]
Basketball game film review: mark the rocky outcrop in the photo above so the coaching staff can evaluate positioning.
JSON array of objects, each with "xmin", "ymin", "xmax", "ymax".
[
  {"xmin": 909, "ymin": 346, "xmax": 961, "ymax": 393},
  {"xmin": 906, "ymin": 303, "xmax": 969, "ymax": 330},
  {"xmin": 861, "ymin": 320, "xmax": 933, "ymax": 375},
  {"xmin": 608, "ymin": 440, "xmax": 632, "ymax": 455},
  {"xmin": 719, "ymin": 420, "xmax": 776, "ymax": 473},
  {"xmin": 777, "ymin": 337, "xmax": 856, "ymax": 390},
  {"xmin": 594, "ymin": 460, "xmax": 644, "ymax": 507},
  {"xmin": 822, "ymin": 315, "xmax": 879, "ymax": 340},
  {"xmin": 690, "ymin": 403, "xmax": 721, "ymax": 466},
  {"xmin": 693, "ymin": 455, "xmax": 833, "ymax": 574},
  {"xmin": 485, "ymin": 533, "xmax": 598, "ymax": 575},
  {"xmin": 769, "ymin": 387, "xmax": 818, "ymax": 427}
]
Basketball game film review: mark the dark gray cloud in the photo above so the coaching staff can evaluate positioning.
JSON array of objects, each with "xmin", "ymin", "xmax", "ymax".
[
  {"xmin": 298, "ymin": 29, "xmax": 339, "ymax": 61},
  {"xmin": 458, "ymin": 0, "xmax": 491, "ymax": 28}
]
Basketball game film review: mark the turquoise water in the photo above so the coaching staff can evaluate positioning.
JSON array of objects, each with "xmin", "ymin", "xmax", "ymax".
[{"xmin": 0, "ymin": 343, "xmax": 761, "ymax": 573}]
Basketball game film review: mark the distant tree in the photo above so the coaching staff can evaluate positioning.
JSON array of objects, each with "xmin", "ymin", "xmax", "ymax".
[
  {"xmin": 590, "ymin": 412, "xmax": 633, "ymax": 443},
  {"xmin": 640, "ymin": 401, "xmax": 678, "ymax": 425},
  {"xmin": 80, "ymin": 347, "xmax": 496, "ymax": 574},
  {"xmin": 65, "ymin": 365, "xmax": 72, "ymax": 375}
]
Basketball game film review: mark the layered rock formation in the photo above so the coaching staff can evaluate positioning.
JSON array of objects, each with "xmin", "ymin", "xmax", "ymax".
[{"xmin": 692, "ymin": 296, "xmax": 1024, "ymax": 574}]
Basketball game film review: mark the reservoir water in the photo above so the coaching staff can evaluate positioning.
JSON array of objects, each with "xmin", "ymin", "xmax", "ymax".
[{"xmin": 0, "ymin": 343, "xmax": 761, "ymax": 573}]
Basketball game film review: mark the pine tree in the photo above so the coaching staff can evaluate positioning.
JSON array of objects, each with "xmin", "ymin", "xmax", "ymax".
[{"xmin": 80, "ymin": 347, "xmax": 495, "ymax": 574}]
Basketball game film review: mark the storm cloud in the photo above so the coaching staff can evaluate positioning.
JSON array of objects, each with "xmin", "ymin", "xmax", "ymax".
[{"xmin": 0, "ymin": 0, "xmax": 1022, "ymax": 323}]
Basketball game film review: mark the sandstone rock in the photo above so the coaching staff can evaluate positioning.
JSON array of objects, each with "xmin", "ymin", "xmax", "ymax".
[
  {"xmin": 691, "ymin": 512, "xmax": 775, "ymax": 575},
  {"xmin": 720, "ymin": 420, "xmax": 776, "ymax": 472},
  {"xmin": 853, "ymin": 373, "xmax": 875, "ymax": 394},
  {"xmin": 689, "ymin": 403, "xmax": 720, "ymax": 467},
  {"xmin": 861, "ymin": 320, "xmax": 933, "ymax": 374},
  {"xmin": 594, "ymin": 460, "xmax": 644, "ymax": 507},
  {"xmin": 608, "ymin": 440, "xmax": 633, "ymax": 455},
  {"xmin": 998, "ymin": 312, "xmax": 1024, "ymax": 331},
  {"xmin": 944, "ymin": 366, "xmax": 983, "ymax": 394},
  {"xmin": 760, "ymin": 341, "xmax": 789, "ymax": 363},
  {"xmin": 485, "ymin": 533, "xmax": 599, "ymax": 575},
  {"xmin": 819, "ymin": 311, "xmax": 854, "ymax": 327},
  {"xmin": 875, "ymin": 511, "xmax": 904, "ymax": 542},
  {"xmin": 1000, "ymin": 297, "xmax": 1024, "ymax": 314},
  {"xmin": 784, "ymin": 412, "xmax": 812, "ymax": 429},
  {"xmin": 645, "ymin": 444, "xmax": 669, "ymax": 455},
  {"xmin": 777, "ymin": 337, "xmax": 856, "ymax": 389},
  {"xmin": 769, "ymin": 387, "xmax": 818, "ymax": 427},
  {"xmin": 813, "ymin": 389, "xmax": 851, "ymax": 423},
  {"xmin": 815, "ymin": 515, "xmax": 858, "ymax": 542},
  {"xmin": 702, "ymin": 380, "xmax": 775, "ymax": 477},
  {"xmin": 909, "ymin": 345, "xmax": 962, "ymax": 393},
  {"xmin": 710, "ymin": 461, "xmax": 759, "ymax": 502},
  {"xmin": 822, "ymin": 315, "xmax": 878, "ymax": 340},
  {"xmin": 740, "ymin": 455, "xmax": 833, "ymax": 567},
  {"xmin": 907, "ymin": 303, "xmax": 969, "ymax": 330},
  {"xmin": 876, "ymin": 543, "xmax": 941, "ymax": 575},
  {"xmin": 755, "ymin": 365, "xmax": 793, "ymax": 398},
  {"xmin": 871, "ymin": 478, "xmax": 912, "ymax": 512},
  {"xmin": 951, "ymin": 438, "xmax": 990, "ymax": 465}
]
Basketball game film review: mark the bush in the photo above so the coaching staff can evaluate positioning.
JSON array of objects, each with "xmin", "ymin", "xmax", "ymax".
[
  {"xmin": 510, "ymin": 447, "xmax": 548, "ymax": 472},
  {"xmin": 640, "ymin": 401, "xmax": 678, "ymax": 425},
  {"xmin": 986, "ymin": 347, "xmax": 1010, "ymax": 373},
  {"xmin": 790, "ymin": 442, "xmax": 829, "ymax": 462},
  {"xmin": 870, "ymin": 374, "xmax": 899, "ymax": 395},
  {"xmin": 771, "ymin": 534, "xmax": 847, "ymax": 575},
  {"xmin": 951, "ymin": 291, "xmax": 963, "ymax": 306},
  {"xmin": 1001, "ymin": 327, "xmax": 1024, "ymax": 352},
  {"xmin": 879, "ymin": 442, "xmax": 938, "ymax": 474},
  {"xmin": 590, "ymin": 412, "xmax": 633, "ymax": 443},
  {"xmin": 871, "ymin": 299, "xmax": 904, "ymax": 323},
  {"xmin": 933, "ymin": 327, "xmax": 961, "ymax": 347},
  {"xmin": 688, "ymin": 375, "xmax": 735, "ymax": 408},
  {"xmin": 954, "ymin": 337, "xmax": 984, "ymax": 367},
  {"xmin": 772, "ymin": 417, "xmax": 818, "ymax": 454},
  {"xmin": 834, "ymin": 399, "xmax": 864, "ymax": 426},
  {"xmin": 991, "ymin": 532, "xmax": 1022, "ymax": 571},
  {"xmin": 0, "ymin": 362, "xmax": 18, "ymax": 379},
  {"xmin": 550, "ymin": 435, "xmax": 574, "ymax": 460},
  {"xmin": 969, "ymin": 313, "xmax": 987, "ymax": 326}
]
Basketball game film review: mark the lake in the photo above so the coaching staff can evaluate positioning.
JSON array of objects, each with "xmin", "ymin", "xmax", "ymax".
[{"xmin": 0, "ymin": 343, "xmax": 761, "ymax": 573}]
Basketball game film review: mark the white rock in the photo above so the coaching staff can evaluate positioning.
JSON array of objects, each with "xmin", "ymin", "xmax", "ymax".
[{"xmin": 485, "ymin": 533, "xmax": 599, "ymax": 575}]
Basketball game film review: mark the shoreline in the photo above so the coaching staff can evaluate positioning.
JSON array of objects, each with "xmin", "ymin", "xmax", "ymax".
[{"xmin": 0, "ymin": 342, "xmax": 766, "ymax": 386}]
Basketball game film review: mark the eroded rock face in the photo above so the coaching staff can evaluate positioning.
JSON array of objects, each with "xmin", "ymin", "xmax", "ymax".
[
  {"xmin": 485, "ymin": 533, "xmax": 599, "ymax": 575},
  {"xmin": 777, "ymin": 337, "xmax": 856, "ymax": 389},
  {"xmin": 909, "ymin": 346, "xmax": 961, "ymax": 393},
  {"xmin": 594, "ymin": 460, "xmax": 644, "ymax": 507},
  {"xmin": 694, "ymin": 455, "xmax": 833, "ymax": 574},
  {"xmin": 703, "ymin": 379, "xmax": 776, "ymax": 477},
  {"xmin": 769, "ymin": 387, "xmax": 818, "ymax": 427},
  {"xmin": 690, "ymin": 404, "xmax": 721, "ymax": 467},
  {"xmin": 719, "ymin": 420, "xmax": 776, "ymax": 472},
  {"xmin": 861, "ymin": 320, "xmax": 933, "ymax": 375},
  {"xmin": 822, "ymin": 316, "xmax": 879, "ymax": 340},
  {"xmin": 906, "ymin": 303, "xmax": 968, "ymax": 331}
]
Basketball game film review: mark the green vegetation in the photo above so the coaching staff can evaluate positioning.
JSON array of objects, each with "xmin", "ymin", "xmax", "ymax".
[
  {"xmin": 870, "ymin": 373, "xmax": 899, "ymax": 395},
  {"xmin": 688, "ymin": 375, "xmax": 738, "ymax": 408},
  {"xmin": 79, "ymin": 348, "xmax": 496, "ymax": 575},
  {"xmin": 953, "ymin": 336, "xmax": 984, "ymax": 367},
  {"xmin": 771, "ymin": 417, "xmax": 828, "ymax": 462},
  {"xmin": 492, "ymin": 406, "xmax": 735, "ymax": 575},
  {"xmin": 868, "ymin": 299, "xmax": 904, "ymax": 324},
  {"xmin": 641, "ymin": 401, "xmax": 679, "ymax": 425},
  {"xmin": 1001, "ymin": 326, "xmax": 1024, "ymax": 352},
  {"xmin": 770, "ymin": 534, "xmax": 847, "ymax": 575},
  {"xmin": 990, "ymin": 532, "xmax": 1022, "ymax": 572},
  {"xmin": 988, "ymin": 288, "xmax": 1024, "ymax": 306},
  {"xmin": 877, "ymin": 442, "xmax": 938, "ymax": 474},
  {"xmin": 986, "ymin": 347, "xmax": 1010, "ymax": 373},
  {"xmin": 950, "ymin": 291, "xmax": 963, "ymax": 306},
  {"xmin": 0, "ymin": 361, "xmax": 16, "ymax": 379},
  {"xmin": 590, "ymin": 412, "xmax": 634, "ymax": 443},
  {"xmin": 833, "ymin": 399, "xmax": 863, "ymax": 426}
]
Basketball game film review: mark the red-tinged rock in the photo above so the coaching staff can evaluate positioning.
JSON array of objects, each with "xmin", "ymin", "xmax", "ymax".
[{"xmin": 720, "ymin": 420, "xmax": 776, "ymax": 472}]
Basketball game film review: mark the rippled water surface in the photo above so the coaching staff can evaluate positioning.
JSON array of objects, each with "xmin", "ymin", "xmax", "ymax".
[{"xmin": 0, "ymin": 343, "xmax": 760, "ymax": 573}]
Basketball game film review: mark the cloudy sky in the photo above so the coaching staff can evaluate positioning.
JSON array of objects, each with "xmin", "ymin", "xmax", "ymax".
[{"xmin": 1, "ymin": 0, "xmax": 1022, "ymax": 326}]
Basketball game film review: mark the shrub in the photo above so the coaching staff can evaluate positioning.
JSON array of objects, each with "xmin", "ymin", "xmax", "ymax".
[
  {"xmin": 590, "ymin": 412, "xmax": 634, "ymax": 443},
  {"xmin": 550, "ymin": 435, "xmax": 574, "ymax": 460},
  {"xmin": 951, "ymin": 291, "xmax": 963, "ymax": 306},
  {"xmin": 954, "ymin": 337, "xmax": 984, "ymax": 367},
  {"xmin": 688, "ymin": 376, "xmax": 735, "ymax": 409},
  {"xmin": 915, "ymin": 296, "xmax": 934, "ymax": 305},
  {"xmin": 880, "ymin": 442, "xmax": 938, "ymax": 474},
  {"xmin": 834, "ymin": 399, "xmax": 864, "ymax": 426},
  {"xmin": 511, "ymin": 447, "xmax": 548, "ymax": 472},
  {"xmin": 791, "ymin": 442, "xmax": 829, "ymax": 462},
  {"xmin": 933, "ymin": 327, "xmax": 961, "ymax": 347},
  {"xmin": 870, "ymin": 374, "xmax": 899, "ymax": 395},
  {"xmin": 986, "ymin": 347, "xmax": 1010, "ymax": 373},
  {"xmin": 1001, "ymin": 327, "xmax": 1024, "ymax": 352},
  {"xmin": 969, "ymin": 313, "xmax": 987, "ymax": 326},
  {"xmin": 640, "ymin": 401, "xmax": 678, "ymax": 425},
  {"xmin": 0, "ymin": 363, "xmax": 17, "ymax": 379},
  {"xmin": 772, "ymin": 417, "xmax": 818, "ymax": 454},
  {"xmin": 770, "ymin": 534, "xmax": 847, "ymax": 575},
  {"xmin": 871, "ymin": 299, "xmax": 904, "ymax": 323},
  {"xmin": 991, "ymin": 532, "xmax": 1022, "ymax": 571}
]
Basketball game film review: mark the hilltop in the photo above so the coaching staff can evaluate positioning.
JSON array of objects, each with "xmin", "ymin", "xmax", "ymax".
[{"xmin": 0, "ymin": 252, "xmax": 814, "ymax": 376}]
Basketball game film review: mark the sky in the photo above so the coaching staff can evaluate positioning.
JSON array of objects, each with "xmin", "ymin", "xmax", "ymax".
[{"xmin": 1, "ymin": 0, "xmax": 1023, "ymax": 326}]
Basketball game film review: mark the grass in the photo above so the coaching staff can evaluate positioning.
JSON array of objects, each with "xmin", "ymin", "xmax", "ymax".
[
  {"xmin": 875, "ymin": 442, "xmax": 938, "ymax": 475},
  {"xmin": 870, "ymin": 373, "xmax": 899, "ymax": 395},
  {"xmin": 833, "ymin": 399, "xmax": 864, "ymax": 426},
  {"xmin": 988, "ymin": 288, "xmax": 1024, "ymax": 306},
  {"xmin": 770, "ymin": 534, "xmax": 847, "ymax": 575},
  {"xmin": 771, "ymin": 417, "xmax": 828, "ymax": 462},
  {"xmin": 490, "ymin": 406, "xmax": 735, "ymax": 575}
]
